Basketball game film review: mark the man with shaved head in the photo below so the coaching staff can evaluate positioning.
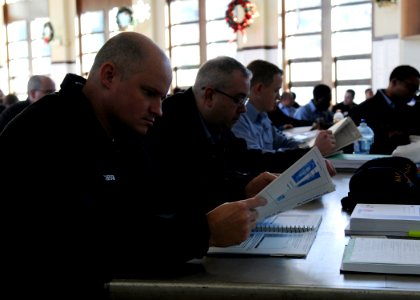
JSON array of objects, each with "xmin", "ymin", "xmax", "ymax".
[{"xmin": 0, "ymin": 32, "xmax": 267, "ymax": 299}]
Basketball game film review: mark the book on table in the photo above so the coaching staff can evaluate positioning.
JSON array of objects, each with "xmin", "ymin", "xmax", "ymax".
[
  {"xmin": 340, "ymin": 237, "xmax": 420, "ymax": 275},
  {"xmin": 345, "ymin": 203, "xmax": 420, "ymax": 237},
  {"xmin": 327, "ymin": 153, "xmax": 391, "ymax": 170},
  {"xmin": 307, "ymin": 117, "xmax": 361, "ymax": 157},
  {"xmin": 207, "ymin": 213, "xmax": 322, "ymax": 257}
]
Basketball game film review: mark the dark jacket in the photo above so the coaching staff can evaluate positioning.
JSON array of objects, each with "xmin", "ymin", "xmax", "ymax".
[
  {"xmin": 0, "ymin": 74, "xmax": 210, "ymax": 299},
  {"xmin": 0, "ymin": 99, "xmax": 31, "ymax": 133},
  {"xmin": 348, "ymin": 90, "xmax": 420, "ymax": 154},
  {"xmin": 146, "ymin": 88, "xmax": 309, "ymax": 212}
]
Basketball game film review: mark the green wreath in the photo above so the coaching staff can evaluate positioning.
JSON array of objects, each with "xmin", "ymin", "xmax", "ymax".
[{"xmin": 225, "ymin": 0, "xmax": 256, "ymax": 33}]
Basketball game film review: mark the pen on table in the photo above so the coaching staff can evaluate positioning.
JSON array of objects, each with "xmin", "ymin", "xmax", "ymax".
[{"xmin": 408, "ymin": 231, "xmax": 420, "ymax": 238}]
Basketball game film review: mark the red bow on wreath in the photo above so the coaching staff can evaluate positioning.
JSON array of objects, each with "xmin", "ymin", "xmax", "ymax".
[{"xmin": 225, "ymin": 0, "xmax": 257, "ymax": 35}]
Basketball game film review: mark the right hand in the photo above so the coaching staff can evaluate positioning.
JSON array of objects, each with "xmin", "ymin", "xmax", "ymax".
[
  {"xmin": 206, "ymin": 197, "xmax": 267, "ymax": 247},
  {"xmin": 314, "ymin": 130, "xmax": 336, "ymax": 156}
]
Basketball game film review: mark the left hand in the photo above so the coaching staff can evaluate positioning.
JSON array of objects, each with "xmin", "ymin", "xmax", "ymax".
[{"xmin": 245, "ymin": 172, "xmax": 278, "ymax": 197}]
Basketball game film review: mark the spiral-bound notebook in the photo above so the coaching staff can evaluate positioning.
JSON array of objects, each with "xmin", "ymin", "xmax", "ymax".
[{"xmin": 207, "ymin": 213, "xmax": 322, "ymax": 257}]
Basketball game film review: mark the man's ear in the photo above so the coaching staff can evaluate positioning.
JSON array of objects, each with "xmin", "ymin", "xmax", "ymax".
[
  {"xmin": 202, "ymin": 87, "xmax": 215, "ymax": 107},
  {"xmin": 99, "ymin": 63, "xmax": 116, "ymax": 89}
]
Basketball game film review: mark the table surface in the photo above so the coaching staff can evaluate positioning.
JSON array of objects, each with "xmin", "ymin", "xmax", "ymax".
[{"xmin": 110, "ymin": 173, "xmax": 420, "ymax": 300}]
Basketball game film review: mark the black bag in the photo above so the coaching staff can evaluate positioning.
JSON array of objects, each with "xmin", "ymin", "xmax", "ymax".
[{"xmin": 341, "ymin": 156, "xmax": 420, "ymax": 213}]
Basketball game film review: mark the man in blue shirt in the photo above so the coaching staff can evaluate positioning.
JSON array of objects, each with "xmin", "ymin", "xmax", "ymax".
[
  {"xmin": 294, "ymin": 83, "xmax": 334, "ymax": 129},
  {"xmin": 231, "ymin": 60, "xmax": 336, "ymax": 157}
]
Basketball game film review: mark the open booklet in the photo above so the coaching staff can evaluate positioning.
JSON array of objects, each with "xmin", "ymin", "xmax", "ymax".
[
  {"xmin": 307, "ymin": 117, "xmax": 361, "ymax": 157},
  {"xmin": 208, "ymin": 213, "xmax": 322, "ymax": 257},
  {"xmin": 256, "ymin": 146, "xmax": 335, "ymax": 221}
]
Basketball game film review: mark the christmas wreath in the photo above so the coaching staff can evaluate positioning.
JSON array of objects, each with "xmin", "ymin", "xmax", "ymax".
[
  {"xmin": 42, "ymin": 21, "xmax": 54, "ymax": 44},
  {"xmin": 225, "ymin": 0, "xmax": 256, "ymax": 34}
]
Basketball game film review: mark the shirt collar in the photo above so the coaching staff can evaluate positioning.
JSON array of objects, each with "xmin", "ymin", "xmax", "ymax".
[
  {"xmin": 245, "ymin": 101, "xmax": 266, "ymax": 123},
  {"xmin": 378, "ymin": 89, "xmax": 395, "ymax": 108}
]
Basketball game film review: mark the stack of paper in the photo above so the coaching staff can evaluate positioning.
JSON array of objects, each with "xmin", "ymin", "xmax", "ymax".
[
  {"xmin": 345, "ymin": 203, "xmax": 420, "ymax": 237},
  {"xmin": 341, "ymin": 237, "xmax": 420, "ymax": 275},
  {"xmin": 328, "ymin": 153, "xmax": 391, "ymax": 170}
]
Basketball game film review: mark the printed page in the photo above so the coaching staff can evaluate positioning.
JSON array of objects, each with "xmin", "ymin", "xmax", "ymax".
[
  {"xmin": 208, "ymin": 230, "xmax": 317, "ymax": 257},
  {"xmin": 344, "ymin": 238, "xmax": 420, "ymax": 265},
  {"xmin": 256, "ymin": 147, "xmax": 335, "ymax": 221}
]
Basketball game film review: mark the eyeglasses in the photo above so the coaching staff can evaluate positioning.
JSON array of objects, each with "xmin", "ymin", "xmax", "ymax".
[
  {"xmin": 213, "ymin": 88, "xmax": 248, "ymax": 106},
  {"xmin": 37, "ymin": 89, "xmax": 56, "ymax": 94}
]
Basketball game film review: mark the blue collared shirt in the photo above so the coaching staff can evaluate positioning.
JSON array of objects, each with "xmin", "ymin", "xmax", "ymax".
[
  {"xmin": 231, "ymin": 101, "xmax": 302, "ymax": 153},
  {"xmin": 279, "ymin": 103, "xmax": 296, "ymax": 117},
  {"xmin": 294, "ymin": 99, "xmax": 333, "ymax": 123}
]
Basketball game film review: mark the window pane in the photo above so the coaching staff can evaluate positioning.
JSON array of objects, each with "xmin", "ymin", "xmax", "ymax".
[
  {"xmin": 170, "ymin": 0, "xmax": 198, "ymax": 24},
  {"xmin": 81, "ymin": 11, "xmax": 104, "ymax": 34},
  {"xmin": 332, "ymin": 30, "xmax": 371, "ymax": 56},
  {"xmin": 81, "ymin": 33, "xmax": 105, "ymax": 54},
  {"xmin": 10, "ymin": 75, "xmax": 28, "ymax": 98},
  {"xmin": 171, "ymin": 24, "xmax": 199, "ymax": 45},
  {"xmin": 290, "ymin": 87, "xmax": 314, "ymax": 106},
  {"xmin": 81, "ymin": 53, "xmax": 96, "ymax": 75},
  {"xmin": 31, "ymin": 39, "xmax": 51, "ymax": 57},
  {"xmin": 7, "ymin": 21, "xmax": 27, "ymax": 42},
  {"xmin": 290, "ymin": 61, "xmax": 321, "ymax": 82},
  {"xmin": 285, "ymin": 0, "xmax": 321, "ymax": 10},
  {"xmin": 285, "ymin": 9, "xmax": 321, "ymax": 35},
  {"xmin": 332, "ymin": 0, "xmax": 365, "ymax": 5},
  {"xmin": 206, "ymin": 0, "xmax": 231, "ymax": 20},
  {"xmin": 30, "ymin": 17, "xmax": 49, "ymax": 40},
  {"xmin": 171, "ymin": 45, "xmax": 200, "ymax": 67},
  {"xmin": 8, "ymin": 41, "xmax": 29, "ymax": 59},
  {"xmin": 336, "ymin": 59, "xmax": 371, "ymax": 80},
  {"xmin": 207, "ymin": 20, "xmax": 233, "ymax": 42},
  {"xmin": 207, "ymin": 42, "xmax": 237, "ymax": 60},
  {"xmin": 9, "ymin": 58, "xmax": 29, "ymax": 77},
  {"xmin": 32, "ymin": 57, "xmax": 52, "ymax": 74},
  {"xmin": 332, "ymin": 3, "xmax": 371, "ymax": 31},
  {"xmin": 176, "ymin": 68, "xmax": 198, "ymax": 88},
  {"xmin": 286, "ymin": 35, "xmax": 321, "ymax": 58}
]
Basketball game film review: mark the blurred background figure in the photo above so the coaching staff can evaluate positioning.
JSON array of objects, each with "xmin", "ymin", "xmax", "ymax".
[
  {"xmin": 332, "ymin": 89, "xmax": 357, "ymax": 117},
  {"xmin": 365, "ymin": 87, "xmax": 374, "ymax": 99},
  {"xmin": 0, "ymin": 75, "xmax": 55, "ymax": 132}
]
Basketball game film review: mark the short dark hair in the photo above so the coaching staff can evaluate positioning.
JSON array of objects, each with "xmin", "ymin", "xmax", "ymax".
[
  {"xmin": 313, "ymin": 84, "xmax": 331, "ymax": 100},
  {"xmin": 247, "ymin": 60, "xmax": 283, "ymax": 87},
  {"xmin": 389, "ymin": 65, "xmax": 420, "ymax": 81},
  {"xmin": 346, "ymin": 89, "xmax": 355, "ymax": 98}
]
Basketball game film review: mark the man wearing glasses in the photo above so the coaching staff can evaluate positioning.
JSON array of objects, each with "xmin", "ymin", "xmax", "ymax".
[
  {"xmin": 146, "ymin": 56, "xmax": 333, "ymax": 213},
  {"xmin": 348, "ymin": 64, "xmax": 420, "ymax": 154}
]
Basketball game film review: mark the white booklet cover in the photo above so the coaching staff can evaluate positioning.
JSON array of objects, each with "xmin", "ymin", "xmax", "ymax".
[{"xmin": 256, "ymin": 147, "xmax": 335, "ymax": 221}]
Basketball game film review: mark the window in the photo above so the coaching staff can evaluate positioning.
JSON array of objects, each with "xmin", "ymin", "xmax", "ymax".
[
  {"xmin": 4, "ymin": 0, "xmax": 52, "ymax": 99},
  {"xmin": 279, "ymin": 0, "xmax": 372, "ymax": 105},
  {"xmin": 165, "ymin": 0, "xmax": 235, "ymax": 91}
]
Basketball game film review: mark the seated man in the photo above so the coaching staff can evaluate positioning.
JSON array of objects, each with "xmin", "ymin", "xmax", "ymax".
[
  {"xmin": 294, "ymin": 83, "xmax": 334, "ymax": 129},
  {"xmin": 231, "ymin": 59, "xmax": 336, "ymax": 156},
  {"xmin": 147, "ymin": 56, "xmax": 336, "ymax": 213},
  {"xmin": 348, "ymin": 65, "xmax": 420, "ymax": 154},
  {"xmin": 0, "ymin": 33, "xmax": 269, "ymax": 300},
  {"xmin": 332, "ymin": 89, "xmax": 357, "ymax": 117}
]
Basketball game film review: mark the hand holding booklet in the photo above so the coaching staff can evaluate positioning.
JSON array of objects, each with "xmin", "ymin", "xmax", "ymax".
[{"xmin": 208, "ymin": 147, "xmax": 335, "ymax": 257}]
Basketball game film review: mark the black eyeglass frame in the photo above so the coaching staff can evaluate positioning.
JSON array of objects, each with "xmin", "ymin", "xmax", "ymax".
[{"xmin": 202, "ymin": 87, "xmax": 248, "ymax": 106}]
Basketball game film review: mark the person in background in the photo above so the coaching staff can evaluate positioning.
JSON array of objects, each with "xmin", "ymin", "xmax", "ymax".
[
  {"xmin": 232, "ymin": 59, "xmax": 336, "ymax": 158},
  {"xmin": 0, "ymin": 93, "xmax": 19, "ymax": 114},
  {"xmin": 0, "ymin": 75, "xmax": 56, "ymax": 132},
  {"xmin": 293, "ymin": 83, "xmax": 334, "ymax": 129},
  {"xmin": 332, "ymin": 89, "xmax": 357, "ymax": 117},
  {"xmin": 0, "ymin": 33, "xmax": 268, "ymax": 300},
  {"xmin": 348, "ymin": 65, "xmax": 420, "ymax": 154},
  {"xmin": 278, "ymin": 91, "xmax": 297, "ymax": 117},
  {"xmin": 365, "ymin": 87, "xmax": 374, "ymax": 99}
]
